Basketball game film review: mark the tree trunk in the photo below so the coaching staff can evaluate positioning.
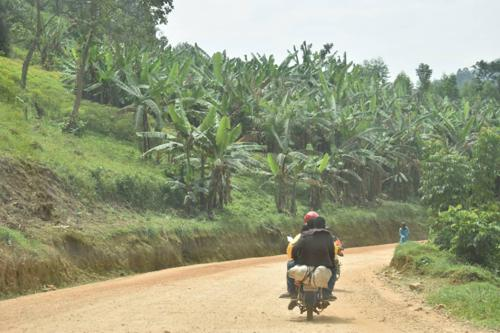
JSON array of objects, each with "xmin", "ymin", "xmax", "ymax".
[
  {"xmin": 289, "ymin": 181, "xmax": 297, "ymax": 215},
  {"xmin": 275, "ymin": 177, "xmax": 286, "ymax": 213},
  {"xmin": 55, "ymin": 0, "xmax": 61, "ymax": 15},
  {"xmin": 309, "ymin": 185, "xmax": 322, "ymax": 210},
  {"xmin": 142, "ymin": 110, "xmax": 150, "ymax": 153},
  {"xmin": 224, "ymin": 169, "xmax": 232, "ymax": 204},
  {"xmin": 65, "ymin": 27, "xmax": 94, "ymax": 132},
  {"xmin": 200, "ymin": 154, "xmax": 206, "ymax": 209},
  {"xmin": 21, "ymin": 0, "xmax": 42, "ymax": 89},
  {"xmin": 40, "ymin": 44, "xmax": 49, "ymax": 69}
]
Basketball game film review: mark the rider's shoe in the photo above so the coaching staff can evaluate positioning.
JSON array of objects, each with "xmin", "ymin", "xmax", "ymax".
[
  {"xmin": 325, "ymin": 294, "xmax": 337, "ymax": 301},
  {"xmin": 287, "ymin": 300, "xmax": 298, "ymax": 310},
  {"xmin": 278, "ymin": 292, "xmax": 291, "ymax": 299}
]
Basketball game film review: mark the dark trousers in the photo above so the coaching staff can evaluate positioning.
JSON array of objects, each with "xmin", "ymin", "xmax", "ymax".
[
  {"xmin": 324, "ymin": 266, "xmax": 336, "ymax": 296},
  {"xmin": 286, "ymin": 260, "xmax": 296, "ymax": 295}
]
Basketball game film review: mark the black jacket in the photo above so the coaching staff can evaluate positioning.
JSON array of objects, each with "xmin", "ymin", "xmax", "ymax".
[{"xmin": 292, "ymin": 228, "xmax": 335, "ymax": 268}]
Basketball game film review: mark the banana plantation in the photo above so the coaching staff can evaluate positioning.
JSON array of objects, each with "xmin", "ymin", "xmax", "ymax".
[
  {"xmin": 1, "ymin": 0, "xmax": 498, "ymax": 216},
  {"xmin": 59, "ymin": 41, "xmax": 498, "ymax": 215}
]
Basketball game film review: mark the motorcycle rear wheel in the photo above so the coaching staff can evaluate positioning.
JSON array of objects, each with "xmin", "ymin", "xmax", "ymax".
[{"xmin": 306, "ymin": 307, "xmax": 314, "ymax": 321}]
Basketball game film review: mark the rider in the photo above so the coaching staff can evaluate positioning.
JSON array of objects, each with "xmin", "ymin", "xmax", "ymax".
[
  {"xmin": 292, "ymin": 216, "xmax": 336, "ymax": 301},
  {"xmin": 279, "ymin": 211, "xmax": 319, "ymax": 299}
]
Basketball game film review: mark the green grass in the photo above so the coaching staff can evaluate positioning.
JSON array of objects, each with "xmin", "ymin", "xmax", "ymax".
[
  {"xmin": 393, "ymin": 242, "xmax": 498, "ymax": 284},
  {"xmin": 428, "ymin": 282, "xmax": 500, "ymax": 328},
  {"xmin": 0, "ymin": 56, "xmax": 169, "ymax": 208},
  {"xmin": 0, "ymin": 226, "xmax": 44, "ymax": 250},
  {"xmin": 0, "ymin": 101, "xmax": 167, "ymax": 204},
  {"xmin": 0, "ymin": 226, "xmax": 30, "ymax": 249},
  {"xmin": 0, "ymin": 56, "xmax": 134, "ymax": 140},
  {"xmin": 392, "ymin": 242, "xmax": 500, "ymax": 329}
]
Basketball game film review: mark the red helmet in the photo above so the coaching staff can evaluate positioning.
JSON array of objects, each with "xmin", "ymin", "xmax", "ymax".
[{"xmin": 303, "ymin": 211, "xmax": 319, "ymax": 224}]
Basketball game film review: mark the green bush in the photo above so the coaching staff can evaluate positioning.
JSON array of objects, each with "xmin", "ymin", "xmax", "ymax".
[
  {"xmin": 420, "ymin": 148, "xmax": 472, "ymax": 210},
  {"xmin": 431, "ymin": 205, "xmax": 500, "ymax": 271}
]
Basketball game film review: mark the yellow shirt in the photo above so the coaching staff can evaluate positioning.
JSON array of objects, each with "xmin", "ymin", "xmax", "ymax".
[{"xmin": 286, "ymin": 234, "xmax": 302, "ymax": 259}]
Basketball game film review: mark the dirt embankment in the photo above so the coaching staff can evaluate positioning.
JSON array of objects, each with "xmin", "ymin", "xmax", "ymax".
[
  {"xmin": 0, "ymin": 157, "xmax": 83, "ymax": 226},
  {"xmin": 0, "ymin": 158, "xmax": 428, "ymax": 297}
]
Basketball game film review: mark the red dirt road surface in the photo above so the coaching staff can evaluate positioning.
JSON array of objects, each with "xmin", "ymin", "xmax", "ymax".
[{"xmin": 0, "ymin": 243, "xmax": 489, "ymax": 333}]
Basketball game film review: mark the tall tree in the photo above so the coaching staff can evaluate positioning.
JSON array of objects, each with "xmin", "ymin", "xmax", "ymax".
[
  {"xmin": 362, "ymin": 58, "xmax": 389, "ymax": 84},
  {"xmin": 393, "ymin": 72, "xmax": 413, "ymax": 97},
  {"xmin": 474, "ymin": 59, "xmax": 500, "ymax": 86},
  {"xmin": 416, "ymin": 63, "xmax": 432, "ymax": 94},
  {"xmin": 20, "ymin": 0, "xmax": 50, "ymax": 89},
  {"xmin": 64, "ymin": 0, "xmax": 173, "ymax": 132},
  {"xmin": 63, "ymin": 0, "xmax": 107, "ymax": 131},
  {"xmin": 433, "ymin": 74, "xmax": 459, "ymax": 100}
]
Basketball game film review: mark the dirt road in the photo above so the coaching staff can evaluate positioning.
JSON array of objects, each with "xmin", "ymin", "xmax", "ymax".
[{"xmin": 0, "ymin": 243, "xmax": 487, "ymax": 333}]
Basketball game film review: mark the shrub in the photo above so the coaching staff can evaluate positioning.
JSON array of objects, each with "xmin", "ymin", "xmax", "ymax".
[
  {"xmin": 431, "ymin": 205, "xmax": 500, "ymax": 271},
  {"xmin": 419, "ymin": 148, "xmax": 472, "ymax": 210}
]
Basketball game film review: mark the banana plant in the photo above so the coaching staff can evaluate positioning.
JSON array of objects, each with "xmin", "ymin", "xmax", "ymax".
[
  {"xmin": 143, "ymin": 104, "xmax": 216, "ymax": 212},
  {"xmin": 299, "ymin": 153, "xmax": 330, "ymax": 210},
  {"xmin": 85, "ymin": 43, "xmax": 121, "ymax": 105},
  {"xmin": 206, "ymin": 115, "xmax": 259, "ymax": 211},
  {"xmin": 114, "ymin": 75, "xmax": 163, "ymax": 153},
  {"xmin": 266, "ymin": 152, "xmax": 299, "ymax": 214}
]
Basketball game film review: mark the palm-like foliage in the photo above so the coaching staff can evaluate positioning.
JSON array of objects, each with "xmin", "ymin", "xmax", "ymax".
[{"xmin": 79, "ymin": 41, "xmax": 499, "ymax": 215}]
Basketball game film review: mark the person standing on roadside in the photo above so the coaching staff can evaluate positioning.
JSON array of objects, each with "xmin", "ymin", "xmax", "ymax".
[{"xmin": 399, "ymin": 223, "xmax": 409, "ymax": 243}]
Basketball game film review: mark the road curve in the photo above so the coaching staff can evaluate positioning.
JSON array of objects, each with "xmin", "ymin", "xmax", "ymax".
[{"xmin": 0, "ymin": 243, "xmax": 487, "ymax": 333}]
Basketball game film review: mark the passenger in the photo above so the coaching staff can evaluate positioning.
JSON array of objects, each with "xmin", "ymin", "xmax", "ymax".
[
  {"xmin": 292, "ymin": 216, "xmax": 336, "ymax": 301},
  {"xmin": 311, "ymin": 217, "xmax": 338, "ymax": 299}
]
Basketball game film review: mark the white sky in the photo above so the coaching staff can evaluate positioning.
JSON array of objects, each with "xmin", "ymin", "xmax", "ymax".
[{"xmin": 159, "ymin": 0, "xmax": 500, "ymax": 81}]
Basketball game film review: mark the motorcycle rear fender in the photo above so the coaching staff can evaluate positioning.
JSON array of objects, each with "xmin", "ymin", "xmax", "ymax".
[{"xmin": 303, "ymin": 291, "xmax": 317, "ymax": 307}]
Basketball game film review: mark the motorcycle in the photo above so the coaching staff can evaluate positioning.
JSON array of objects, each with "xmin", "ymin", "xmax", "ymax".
[
  {"xmin": 287, "ymin": 265, "xmax": 333, "ymax": 321},
  {"xmin": 285, "ymin": 236, "xmax": 344, "ymax": 321},
  {"xmin": 294, "ymin": 283, "xmax": 331, "ymax": 321}
]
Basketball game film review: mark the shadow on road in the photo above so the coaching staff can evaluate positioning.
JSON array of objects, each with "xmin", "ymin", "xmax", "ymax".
[
  {"xmin": 334, "ymin": 288, "xmax": 353, "ymax": 294},
  {"xmin": 288, "ymin": 315, "xmax": 355, "ymax": 324}
]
